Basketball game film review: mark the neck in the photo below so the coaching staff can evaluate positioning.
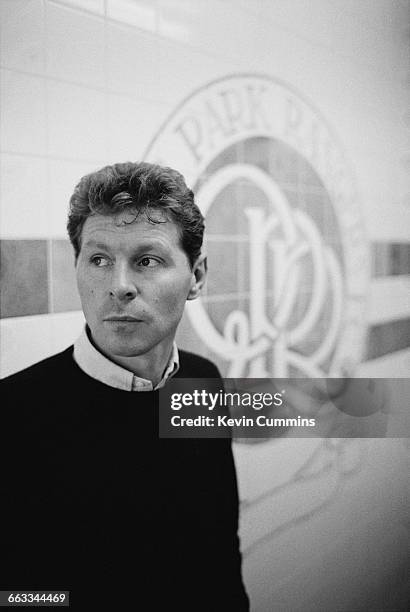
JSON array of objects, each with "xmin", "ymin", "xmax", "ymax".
[
  {"xmin": 87, "ymin": 327, "xmax": 174, "ymax": 387},
  {"xmin": 111, "ymin": 341, "xmax": 174, "ymax": 387}
]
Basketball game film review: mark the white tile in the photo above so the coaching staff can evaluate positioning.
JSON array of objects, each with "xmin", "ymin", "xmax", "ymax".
[
  {"xmin": 0, "ymin": 311, "xmax": 85, "ymax": 378},
  {"xmin": 47, "ymin": 80, "xmax": 106, "ymax": 161},
  {"xmin": 239, "ymin": 23, "xmax": 409, "ymax": 167},
  {"xmin": 361, "ymin": 196, "xmax": 410, "ymax": 243},
  {"xmin": 105, "ymin": 23, "xmax": 159, "ymax": 101},
  {"xmin": 0, "ymin": 314, "xmax": 53, "ymax": 377},
  {"xmin": 358, "ymin": 348, "xmax": 410, "ymax": 378},
  {"xmin": 331, "ymin": 0, "xmax": 410, "ymax": 40},
  {"xmin": 106, "ymin": 0, "xmax": 157, "ymax": 33},
  {"xmin": 0, "ymin": 69, "xmax": 47, "ymax": 155},
  {"xmin": 49, "ymin": 310, "xmax": 85, "ymax": 354},
  {"xmin": 353, "ymin": 150, "xmax": 410, "ymax": 234},
  {"xmin": 46, "ymin": 2, "xmax": 105, "ymax": 88},
  {"xmin": 258, "ymin": 0, "xmax": 410, "ymax": 82},
  {"xmin": 0, "ymin": 0, "xmax": 45, "ymax": 73},
  {"xmin": 157, "ymin": 39, "xmax": 236, "ymax": 108},
  {"xmin": 106, "ymin": 94, "xmax": 167, "ymax": 163},
  {"xmin": 228, "ymin": 0, "xmax": 261, "ymax": 17},
  {"xmin": 369, "ymin": 278, "xmax": 410, "ymax": 325},
  {"xmin": 48, "ymin": 158, "xmax": 101, "ymax": 236},
  {"xmin": 0, "ymin": 154, "xmax": 48, "ymax": 238},
  {"xmin": 158, "ymin": 0, "xmax": 259, "ymax": 61},
  {"xmin": 50, "ymin": 0, "xmax": 105, "ymax": 15},
  {"xmin": 157, "ymin": 0, "xmax": 197, "ymax": 46},
  {"xmin": 221, "ymin": 15, "xmax": 342, "ymax": 105},
  {"xmin": 257, "ymin": 1, "xmax": 361, "ymax": 47}
]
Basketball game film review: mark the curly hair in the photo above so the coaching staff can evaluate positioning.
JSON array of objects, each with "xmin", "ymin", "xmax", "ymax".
[{"xmin": 67, "ymin": 162, "xmax": 204, "ymax": 268}]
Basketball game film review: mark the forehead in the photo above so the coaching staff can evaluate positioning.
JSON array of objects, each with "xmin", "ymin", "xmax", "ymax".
[{"xmin": 80, "ymin": 211, "xmax": 182, "ymax": 249}]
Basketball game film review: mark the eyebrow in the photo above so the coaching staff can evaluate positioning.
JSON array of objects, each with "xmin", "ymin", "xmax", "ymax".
[
  {"xmin": 81, "ymin": 239, "xmax": 172, "ymax": 253},
  {"xmin": 82, "ymin": 240, "xmax": 110, "ymax": 250}
]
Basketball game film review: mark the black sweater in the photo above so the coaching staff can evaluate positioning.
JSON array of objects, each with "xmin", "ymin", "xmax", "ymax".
[{"xmin": 1, "ymin": 348, "xmax": 249, "ymax": 611}]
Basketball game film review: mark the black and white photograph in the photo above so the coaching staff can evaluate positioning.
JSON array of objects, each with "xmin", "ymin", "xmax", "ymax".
[{"xmin": 1, "ymin": 1, "xmax": 409, "ymax": 610}]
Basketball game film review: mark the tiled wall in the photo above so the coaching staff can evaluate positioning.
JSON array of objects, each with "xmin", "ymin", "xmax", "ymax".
[
  {"xmin": 1, "ymin": 1, "xmax": 410, "ymax": 609},
  {"xmin": 1, "ymin": 0, "xmax": 409, "ymax": 379}
]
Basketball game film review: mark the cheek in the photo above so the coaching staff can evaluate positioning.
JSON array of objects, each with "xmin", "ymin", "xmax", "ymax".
[
  {"xmin": 77, "ymin": 274, "xmax": 98, "ymax": 307},
  {"xmin": 153, "ymin": 281, "xmax": 190, "ymax": 313},
  {"xmin": 84, "ymin": 288, "xmax": 98, "ymax": 305}
]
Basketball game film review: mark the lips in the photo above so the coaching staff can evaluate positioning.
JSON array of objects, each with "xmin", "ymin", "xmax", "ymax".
[{"xmin": 104, "ymin": 315, "xmax": 142, "ymax": 322}]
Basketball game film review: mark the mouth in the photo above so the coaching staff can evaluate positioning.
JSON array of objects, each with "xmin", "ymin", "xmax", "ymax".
[{"xmin": 104, "ymin": 316, "xmax": 142, "ymax": 323}]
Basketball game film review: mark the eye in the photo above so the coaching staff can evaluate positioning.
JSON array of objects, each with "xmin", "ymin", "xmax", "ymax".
[
  {"xmin": 90, "ymin": 255, "xmax": 110, "ymax": 267},
  {"xmin": 138, "ymin": 256, "xmax": 160, "ymax": 268}
]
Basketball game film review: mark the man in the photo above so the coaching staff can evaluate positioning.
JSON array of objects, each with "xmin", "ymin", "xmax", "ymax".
[{"xmin": 1, "ymin": 162, "xmax": 249, "ymax": 610}]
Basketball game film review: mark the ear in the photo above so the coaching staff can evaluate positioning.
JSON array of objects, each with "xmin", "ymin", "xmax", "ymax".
[{"xmin": 187, "ymin": 254, "xmax": 207, "ymax": 300}]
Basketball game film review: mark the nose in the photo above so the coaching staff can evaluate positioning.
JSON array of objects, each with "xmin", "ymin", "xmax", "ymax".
[{"xmin": 109, "ymin": 261, "xmax": 137, "ymax": 302}]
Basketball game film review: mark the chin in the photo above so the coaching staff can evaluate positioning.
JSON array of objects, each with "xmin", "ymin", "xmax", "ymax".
[
  {"xmin": 107, "ymin": 342, "xmax": 151, "ymax": 358},
  {"xmin": 93, "ymin": 327, "xmax": 142, "ymax": 354},
  {"xmin": 93, "ymin": 326, "xmax": 170, "ymax": 359}
]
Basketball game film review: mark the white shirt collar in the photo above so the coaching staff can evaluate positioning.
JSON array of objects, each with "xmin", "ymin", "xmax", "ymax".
[{"xmin": 73, "ymin": 327, "xmax": 179, "ymax": 392}]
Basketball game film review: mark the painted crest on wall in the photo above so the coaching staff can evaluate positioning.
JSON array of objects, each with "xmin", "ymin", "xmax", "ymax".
[{"xmin": 144, "ymin": 74, "xmax": 369, "ymax": 377}]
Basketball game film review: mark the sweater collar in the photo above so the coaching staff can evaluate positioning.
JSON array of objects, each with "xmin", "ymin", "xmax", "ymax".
[{"xmin": 73, "ymin": 326, "xmax": 179, "ymax": 392}]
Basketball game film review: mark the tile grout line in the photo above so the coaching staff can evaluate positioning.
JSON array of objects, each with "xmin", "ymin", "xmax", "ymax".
[
  {"xmin": 44, "ymin": 0, "xmax": 53, "ymax": 316},
  {"xmin": 46, "ymin": 240, "xmax": 54, "ymax": 316}
]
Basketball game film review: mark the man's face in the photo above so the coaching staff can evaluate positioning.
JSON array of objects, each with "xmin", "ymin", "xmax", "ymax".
[{"xmin": 76, "ymin": 210, "xmax": 203, "ymax": 359}]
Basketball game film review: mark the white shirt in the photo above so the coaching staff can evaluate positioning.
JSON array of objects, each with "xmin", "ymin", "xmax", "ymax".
[{"xmin": 73, "ymin": 327, "xmax": 179, "ymax": 392}]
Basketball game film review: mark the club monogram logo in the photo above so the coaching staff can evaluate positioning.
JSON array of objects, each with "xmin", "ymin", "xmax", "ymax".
[{"xmin": 144, "ymin": 74, "xmax": 369, "ymax": 377}]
